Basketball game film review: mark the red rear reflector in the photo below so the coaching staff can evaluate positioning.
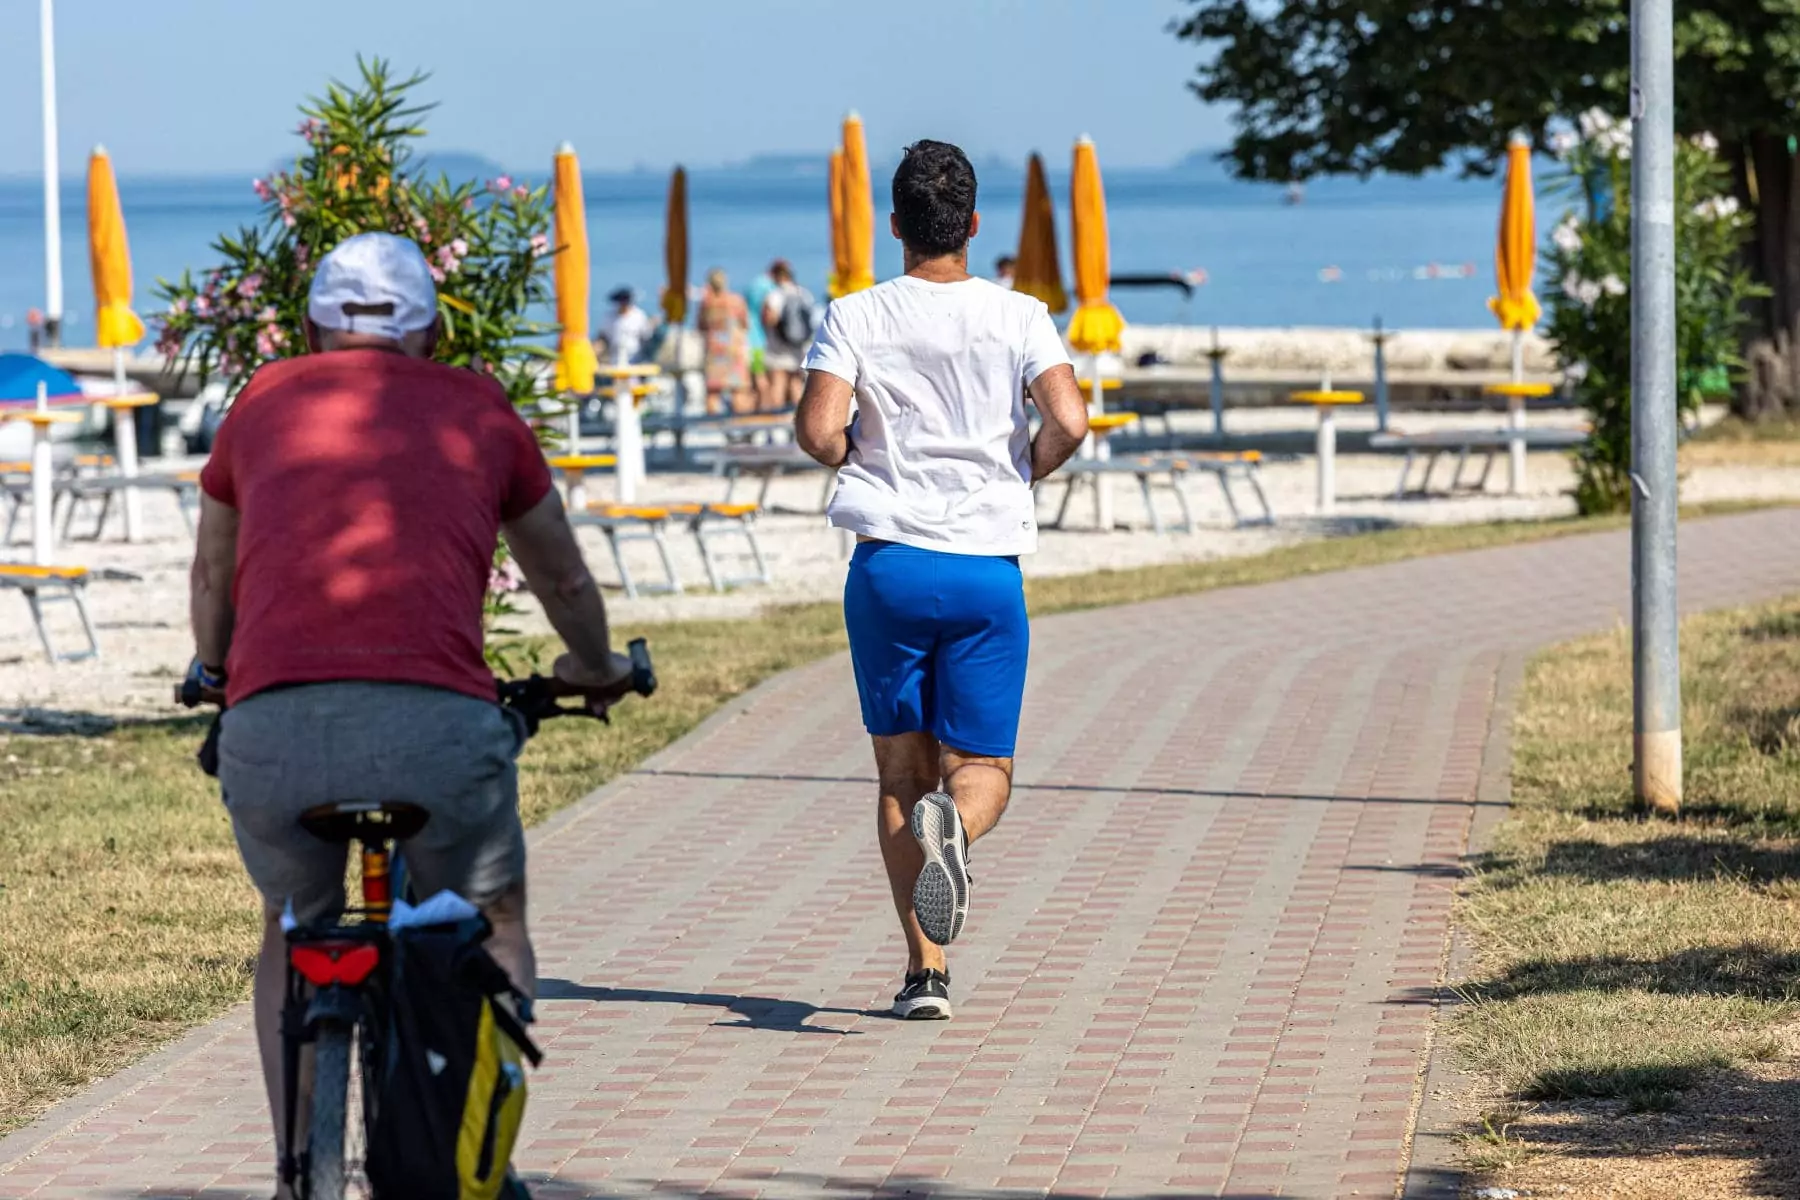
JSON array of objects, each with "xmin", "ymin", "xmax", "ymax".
[{"xmin": 289, "ymin": 942, "xmax": 380, "ymax": 987}]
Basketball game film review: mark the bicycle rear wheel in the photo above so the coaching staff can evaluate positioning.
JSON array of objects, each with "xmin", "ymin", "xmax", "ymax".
[{"xmin": 307, "ymin": 1023, "xmax": 352, "ymax": 1200}]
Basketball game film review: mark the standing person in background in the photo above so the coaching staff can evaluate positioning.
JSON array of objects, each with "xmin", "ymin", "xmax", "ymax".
[
  {"xmin": 597, "ymin": 286, "xmax": 654, "ymax": 366},
  {"xmin": 743, "ymin": 264, "xmax": 777, "ymax": 411},
  {"xmin": 696, "ymin": 268, "xmax": 751, "ymax": 415},
  {"xmin": 794, "ymin": 140, "xmax": 1088, "ymax": 1021},
  {"xmin": 994, "ymin": 255, "xmax": 1016, "ymax": 290},
  {"xmin": 761, "ymin": 260, "xmax": 817, "ymax": 411}
]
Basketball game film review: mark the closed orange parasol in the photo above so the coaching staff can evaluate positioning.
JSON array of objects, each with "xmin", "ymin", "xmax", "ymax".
[
  {"xmin": 1067, "ymin": 135, "xmax": 1124, "ymax": 354},
  {"xmin": 838, "ymin": 112, "xmax": 876, "ymax": 296},
  {"xmin": 552, "ymin": 142, "xmax": 599, "ymax": 396},
  {"xmin": 1489, "ymin": 135, "xmax": 1541, "ymax": 332},
  {"xmin": 828, "ymin": 148, "xmax": 850, "ymax": 297},
  {"xmin": 663, "ymin": 166, "xmax": 688, "ymax": 325},
  {"xmin": 87, "ymin": 146, "xmax": 143, "ymax": 348},
  {"xmin": 1014, "ymin": 153, "xmax": 1067, "ymax": 314}
]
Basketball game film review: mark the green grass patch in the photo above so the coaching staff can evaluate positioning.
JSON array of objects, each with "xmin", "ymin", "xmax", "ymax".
[{"xmin": 1454, "ymin": 593, "xmax": 1800, "ymax": 1122}]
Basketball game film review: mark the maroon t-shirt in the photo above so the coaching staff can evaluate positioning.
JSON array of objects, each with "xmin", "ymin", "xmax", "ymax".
[{"xmin": 200, "ymin": 350, "xmax": 552, "ymax": 705}]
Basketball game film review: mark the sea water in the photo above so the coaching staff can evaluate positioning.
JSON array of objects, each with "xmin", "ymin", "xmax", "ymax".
[{"xmin": 0, "ymin": 160, "xmax": 1558, "ymax": 351}]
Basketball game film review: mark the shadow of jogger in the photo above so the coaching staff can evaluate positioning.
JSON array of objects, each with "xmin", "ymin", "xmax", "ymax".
[{"xmin": 536, "ymin": 977, "xmax": 887, "ymax": 1035}]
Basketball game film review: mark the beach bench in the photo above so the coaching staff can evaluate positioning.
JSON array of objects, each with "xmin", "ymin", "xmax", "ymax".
[
  {"xmin": 52, "ymin": 471, "xmax": 202, "ymax": 541},
  {"xmin": 571, "ymin": 502, "xmax": 770, "ymax": 599},
  {"xmin": 545, "ymin": 453, "xmax": 617, "ymax": 512},
  {"xmin": 0, "ymin": 563, "xmax": 100, "ymax": 663},
  {"xmin": 708, "ymin": 444, "xmax": 834, "ymax": 513},
  {"xmin": 1370, "ymin": 427, "xmax": 1589, "ymax": 498},
  {"xmin": 1044, "ymin": 452, "xmax": 1273, "ymax": 532}
]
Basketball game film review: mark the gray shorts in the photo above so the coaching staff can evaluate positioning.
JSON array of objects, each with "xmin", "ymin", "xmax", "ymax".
[{"xmin": 218, "ymin": 681, "xmax": 528, "ymax": 924}]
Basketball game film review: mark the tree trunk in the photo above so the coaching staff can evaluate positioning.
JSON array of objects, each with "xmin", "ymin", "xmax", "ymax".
[{"xmin": 1739, "ymin": 136, "xmax": 1800, "ymax": 419}]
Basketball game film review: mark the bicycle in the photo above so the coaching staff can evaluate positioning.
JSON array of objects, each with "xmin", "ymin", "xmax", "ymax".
[{"xmin": 176, "ymin": 639, "xmax": 658, "ymax": 1200}]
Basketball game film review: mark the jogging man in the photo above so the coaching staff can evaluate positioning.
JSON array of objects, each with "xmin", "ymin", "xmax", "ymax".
[
  {"xmin": 188, "ymin": 232, "xmax": 634, "ymax": 1198},
  {"xmin": 795, "ymin": 141, "xmax": 1088, "ymax": 1020}
]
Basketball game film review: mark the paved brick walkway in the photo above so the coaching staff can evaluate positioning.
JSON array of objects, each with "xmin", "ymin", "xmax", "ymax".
[{"xmin": 3, "ymin": 509, "xmax": 1799, "ymax": 1200}]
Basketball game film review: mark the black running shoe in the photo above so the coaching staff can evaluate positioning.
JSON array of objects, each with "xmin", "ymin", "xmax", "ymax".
[
  {"xmin": 893, "ymin": 968, "xmax": 952, "ymax": 1020},
  {"xmin": 911, "ymin": 791, "xmax": 970, "ymax": 945}
]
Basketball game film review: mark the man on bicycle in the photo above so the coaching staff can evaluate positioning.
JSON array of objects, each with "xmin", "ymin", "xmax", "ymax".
[
  {"xmin": 795, "ymin": 142, "xmax": 1088, "ymax": 1020},
  {"xmin": 187, "ymin": 232, "xmax": 633, "ymax": 1198}
]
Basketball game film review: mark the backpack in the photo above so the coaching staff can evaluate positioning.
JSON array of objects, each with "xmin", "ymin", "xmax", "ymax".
[
  {"xmin": 776, "ymin": 286, "xmax": 818, "ymax": 345},
  {"xmin": 364, "ymin": 915, "xmax": 542, "ymax": 1200}
]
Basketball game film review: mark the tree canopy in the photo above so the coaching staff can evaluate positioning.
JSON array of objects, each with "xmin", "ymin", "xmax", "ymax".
[{"xmin": 1172, "ymin": 0, "xmax": 1800, "ymax": 179}]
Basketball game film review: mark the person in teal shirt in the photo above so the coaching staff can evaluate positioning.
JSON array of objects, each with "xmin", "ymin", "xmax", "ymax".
[{"xmin": 743, "ymin": 266, "xmax": 776, "ymax": 411}]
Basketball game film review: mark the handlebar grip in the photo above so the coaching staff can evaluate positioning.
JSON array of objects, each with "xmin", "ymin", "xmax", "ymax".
[{"xmin": 627, "ymin": 637, "xmax": 657, "ymax": 698}]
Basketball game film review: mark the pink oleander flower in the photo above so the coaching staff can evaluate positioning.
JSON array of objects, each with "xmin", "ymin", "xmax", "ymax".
[
  {"xmin": 529, "ymin": 233, "xmax": 549, "ymax": 257},
  {"xmin": 513, "ymin": 185, "xmax": 529, "ymax": 201},
  {"xmin": 487, "ymin": 559, "xmax": 526, "ymax": 595},
  {"xmin": 193, "ymin": 295, "xmax": 212, "ymax": 316},
  {"xmin": 283, "ymin": 213, "xmax": 297, "ymax": 228},
  {"xmin": 255, "ymin": 328, "xmax": 280, "ymax": 359},
  {"xmin": 428, "ymin": 264, "xmax": 446, "ymax": 283},
  {"xmin": 449, "ymin": 237, "xmax": 469, "ymax": 258},
  {"xmin": 239, "ymin": 273, "xmax": 263, "ymax": 298},
  {"xmin": 169, "ymin": 297, "xmax": 189, "ymax": 316},
  {"xmin": 252, "ymin": 177, "xmax": 274, "ymax": 202},
  {"xmin": 258, "ymin": 306, "xmax": 279, "ymax": 323},
  {"xmin": 492, "ymin": 174, "xmax": 514, "ymax": 192}
]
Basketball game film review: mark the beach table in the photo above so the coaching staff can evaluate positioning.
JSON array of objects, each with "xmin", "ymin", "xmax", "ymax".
[
  {"xmin": 1485, "ymin": 381, "xmax": 1557, "ymax": 493},
  {"xmin": 1045, "ymin": 450, "xmax": 1273, "ymax": 532},
  {"xmin": 1052, "ymin": 411, "xmax": 1139, "ymax": 530},
  {"xmin": 546, "ymin": 453, "xmax": 617, "ymax": 514},
  {"xmin": 53, "ymin": 469, "xmax": 201, "ymax": 541},
  {"xmin": 1288, "ymin": 388, "xmax": 1365, "ymax": 515},
  {"xmin": 598, "ymin": 364, "xmax": 661, "ymax": 504},
  {"xmin": 95, "ymin": 392, "xmax": 159, "ymax": 542},
  {"xmin": 3, "ymin": 408, "xmax": 82, "ymax": 564},
  {"xmin": 721, "ymin": 414, "xmax": 796, "ymax": 446}
]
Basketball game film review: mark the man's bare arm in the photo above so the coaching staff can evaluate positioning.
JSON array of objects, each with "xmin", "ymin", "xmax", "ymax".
[
  {"xmin": 1026, "ymin": 364, "xmax": 1088, "ymax": 482},
  {"xmin": 502, "ymin": 491, "xmax": 626, "ymax": 683},
  {"xmin": 794, "ymin": 370, "xmax": 856, "ymax": 467},
  {"xmin": 190, "ymin": 494, "xmax": 240, "ymax": 669}
]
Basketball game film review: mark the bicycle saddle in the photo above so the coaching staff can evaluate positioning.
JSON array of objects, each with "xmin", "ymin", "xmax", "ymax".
[{"xmin": 298, "ymin": 801, "xmax": 431, "ymax": 844}]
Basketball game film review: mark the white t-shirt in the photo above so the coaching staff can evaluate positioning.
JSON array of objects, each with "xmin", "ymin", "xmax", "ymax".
[
  {"xmin": 602, "ymin": 305, "xmax": 655, "ymax": 365},
  {"xmin": 804, "ymin": 275, "xmax": 1072, "ymax": 556}
]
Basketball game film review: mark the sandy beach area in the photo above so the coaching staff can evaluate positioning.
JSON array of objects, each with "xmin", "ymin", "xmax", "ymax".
[{"xmin": 2, "ymin": 406, "xmax": 1793, "ymax": 726}]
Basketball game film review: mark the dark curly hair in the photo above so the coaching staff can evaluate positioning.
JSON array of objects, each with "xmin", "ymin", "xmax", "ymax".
[{"xmin": 892, "ymin": 140, "xmax": 977, "ymax": 258}]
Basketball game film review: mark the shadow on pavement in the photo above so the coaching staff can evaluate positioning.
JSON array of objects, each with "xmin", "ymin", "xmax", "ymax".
[
  {"xmin": 537, "ymin": 978, "xmax": 887, "ymax": 1035},
  {"xmin": 633, "ymin": 767, "xmax": 1495, "ymax": 810},
  {"xmin": 519, "ymin": 1175, "xmax": 1289, "ymax": 1199}
]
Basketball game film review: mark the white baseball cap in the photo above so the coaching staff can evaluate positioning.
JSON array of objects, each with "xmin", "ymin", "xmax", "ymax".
[{"xmin": 306, "ymin": 232, "xmax": 438, "ymax": 342}]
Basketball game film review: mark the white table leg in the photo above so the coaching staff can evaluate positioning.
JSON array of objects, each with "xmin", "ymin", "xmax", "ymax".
[
  {"xmin": 31, "ymin": 426, "xmax": 54, "ymax": 565},
  {"xmin": 1317, "ymin": 408, "xmax": 1337, "ymax": 515},
  {"xmin": 115, "ymin": 407, "xmax": 142, "ymax": 542},
  {"xmin": 616, "ymin": 384, "xmax": 643, "ymax": 504},
  {"xmin": 566, "ymin": 470, "xmax": 587, "ymax": 515},
  {"xmin": 1508, "ymin": 395, "xmax": 1527, "ymax": 494}
]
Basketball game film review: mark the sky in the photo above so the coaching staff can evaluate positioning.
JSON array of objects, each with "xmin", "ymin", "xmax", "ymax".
[{"xmin": 0, "ymin": 0, "xmax": 1225, "ymax": 178}]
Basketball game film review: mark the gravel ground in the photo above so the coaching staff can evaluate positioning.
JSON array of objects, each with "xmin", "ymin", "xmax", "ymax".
[{"xmin": 2, "ymin": 406, "xmax": 1794, "ymax": 723}]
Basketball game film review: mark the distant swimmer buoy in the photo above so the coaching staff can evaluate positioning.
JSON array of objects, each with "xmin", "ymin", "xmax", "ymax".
[
  {"xmin": 1318, "ymin": 265, "xmax": 1343, "ymax": 283},
  {"xmin": 1185, "ymin": 268, "xmax": 1209, "ymax": 287}
]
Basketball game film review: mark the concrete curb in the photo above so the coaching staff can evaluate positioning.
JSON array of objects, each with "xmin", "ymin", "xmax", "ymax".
[{"xmin": 1402, "ymin": 652, "xmax": 1527, "ymax": 1199}]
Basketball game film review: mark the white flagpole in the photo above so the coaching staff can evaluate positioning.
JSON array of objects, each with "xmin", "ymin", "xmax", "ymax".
[{"xmin": 40, "ymin": 0, "xmax": 65, "ymax": 347}]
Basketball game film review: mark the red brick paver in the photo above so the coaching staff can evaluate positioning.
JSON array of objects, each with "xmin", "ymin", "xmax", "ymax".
[{"xmin": 4, "ymin": 510, "xmax": 1799, "ymax": 1199}]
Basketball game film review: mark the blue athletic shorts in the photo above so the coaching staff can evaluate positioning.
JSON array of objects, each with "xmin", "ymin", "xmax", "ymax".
[{"xmin": 843, "ymin": 540, "xmax": 1029, "ymax": 758}]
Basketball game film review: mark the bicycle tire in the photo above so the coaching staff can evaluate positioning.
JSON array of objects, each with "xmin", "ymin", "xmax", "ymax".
[{"xmin": 307, "ymin": 1023, "xmax": 352, "ymax": 1200}]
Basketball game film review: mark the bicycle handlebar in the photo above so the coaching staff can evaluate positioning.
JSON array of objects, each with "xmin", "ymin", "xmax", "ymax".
[{"xmin": 173, "ymin": 638, "xmax": 658, "ymax": 737}]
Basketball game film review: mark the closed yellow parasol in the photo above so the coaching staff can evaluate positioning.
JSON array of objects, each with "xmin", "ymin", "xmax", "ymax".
[
  {"xmin": 1488, "ymin": 135, "xmax": 1541, "ymax": 332},
  {"xmin": 86, "ymin": 146, "xmax": 143, "ymax": 348},
  {"xmin": 1067, "ymin": 135, "xmax": 1124, "ymax": 354},
  {"xmin": 838, "ymin": 112, "xmax": 876, "ymax": 296},
  {"xmin": 552, "ymin": 142, "xmax": 599, "ymax": 396},
  {"xmin": 828, "ymin": 148, "xmax": 850, "ymax": 297},
  {"xmin": 1014, "ymin": 152, "xmax": 1067, "ymax": 314},
  {"xmin": 663, "ymin": 166, "xmax": 688, "ymax": 325}
]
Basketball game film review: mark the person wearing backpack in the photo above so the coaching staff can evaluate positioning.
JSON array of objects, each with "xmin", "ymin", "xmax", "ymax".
[{"xmin": 761, "ymin": 258, "xmax": 817, "ymax": 410}]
